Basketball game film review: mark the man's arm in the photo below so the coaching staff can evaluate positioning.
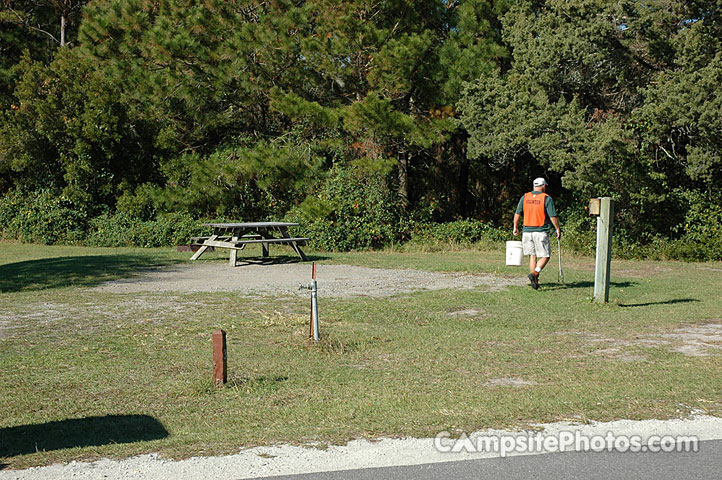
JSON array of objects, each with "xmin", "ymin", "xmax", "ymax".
[
  {"xmin": 546, "ymin": 196, "xmax": 561, "ymax": 238},
  {"xmin": 550, "ymin": 216, "xmax": 561, "ymax": 238},
  {"xmin": 513, "ymin": 196, "xmax": 524, "ymax": 236}
]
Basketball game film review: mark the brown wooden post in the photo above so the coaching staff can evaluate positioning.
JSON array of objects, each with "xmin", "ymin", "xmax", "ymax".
[
  {"xmin": 594, "ymin": 197, "xmax": 614, "ymax": 303},
  {"xmin": 212, "ymin": 330, "xmax": 227, "ymax": 386}
]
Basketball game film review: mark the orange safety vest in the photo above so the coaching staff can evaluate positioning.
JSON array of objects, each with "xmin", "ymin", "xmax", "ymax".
[{"xmin": 523, "ymin": 192, "xmax": 548, "ymax": 227}]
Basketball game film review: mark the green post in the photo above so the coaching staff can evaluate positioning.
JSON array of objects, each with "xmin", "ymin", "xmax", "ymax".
[{"xmin": 594, "ymin": 197, "xmax": 614, "ymax": 303}]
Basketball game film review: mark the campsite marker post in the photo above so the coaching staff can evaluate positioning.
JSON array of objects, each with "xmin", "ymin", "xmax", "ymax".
[
  {"xmin": 590, "ymin": 197, "xmax": 614, "ymax": 303},
  {"xmin": 213, "ymin": 329, "xmax": 227, "ymax": 386}
]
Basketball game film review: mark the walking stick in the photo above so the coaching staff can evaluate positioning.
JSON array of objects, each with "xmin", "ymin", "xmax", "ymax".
[{"xmin": 557, "ymin": 236, "xmax": 565, "ymax": 284}]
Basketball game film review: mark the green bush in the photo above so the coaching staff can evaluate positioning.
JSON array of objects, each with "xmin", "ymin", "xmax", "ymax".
[
  {"xmin": 558, "ymin": 207, "xmax": 597, "ymax": 257},
  {"xmin": 668, "ymin": 191, "xmax": 722, "ymax": 261},
  {"xmin": 290, "ymin": 165, "xmax": 403, "ymax": 251},
  {"xmin": 115, "ymin": 184, "xmax": 158, "ymax": 221},
  {"xmin": 0, "ymin": 189, "xmax": 87, "ymax": 244},
  {"xmin": 86, "ymin": 212, "xmax": 207, "ymax": 248},
  {"xmin": 404, "ymin": 219, "xmax": 508, "ymax": 246}
]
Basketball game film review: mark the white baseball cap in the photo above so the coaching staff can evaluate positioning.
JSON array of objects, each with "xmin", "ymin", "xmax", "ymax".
[{"xmin": 533, "ymin": 177, "xmax": 547, "ymax": 187}]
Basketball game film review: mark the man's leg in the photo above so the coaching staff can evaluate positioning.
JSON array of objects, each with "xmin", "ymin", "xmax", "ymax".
[
  {"xmin": 530, "ymin": 232, "xmax": 552, "ymax": 289},
  {"xmin": 536, "ymin": 256, "xmax": 550, "ymax": 271},
  {"xmin": 522, "ymin": 233, "xmax": 539, "ymax": 289},
  {"xmin": 528, "ymin": 255, "xmax": 539, "ymax": 289}
]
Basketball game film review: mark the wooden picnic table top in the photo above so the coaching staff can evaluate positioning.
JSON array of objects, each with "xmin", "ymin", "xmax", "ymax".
[{"xmin": 203, "ymin": 222, "xmax": 299, "ymax": 229}]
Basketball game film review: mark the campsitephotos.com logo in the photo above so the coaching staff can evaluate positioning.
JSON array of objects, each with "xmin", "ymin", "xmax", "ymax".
[{"xmin": 434, "ymin": 430, "xmax": 699, "ymax": 457}]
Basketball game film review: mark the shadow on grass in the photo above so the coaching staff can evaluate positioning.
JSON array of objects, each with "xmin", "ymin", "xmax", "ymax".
[
  {"xmin": 0, "ymin": 255, "xmax": 181, "ymax": 293},
  {"xmin": 541, "ymin": 280, "xmax": 638, "ymax": 291},
  {"xmin": 619, "ymin": 298, "xmax": 700, "ymax": 307},
  {"xmin": 0, "ymin": 415, "xmax": 168, "ymax": 460}
]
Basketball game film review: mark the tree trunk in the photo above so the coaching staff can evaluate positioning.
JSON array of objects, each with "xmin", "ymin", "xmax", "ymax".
[
  {"xmin": 60, "ymin": 14, "xmax": 66, "ymax": 47},
  {"xmin": 398, "ymin": 152, "xmax": 409, "ymax": 211}
]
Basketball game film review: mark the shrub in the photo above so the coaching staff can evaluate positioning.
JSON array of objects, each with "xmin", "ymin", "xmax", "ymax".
[
  {"xmin": 669, "ymin": 191, "xmax": 722, "ymax": 261},
  {"xmin": 558, "ymin": 207, "xmax": 597, "ymax": 256},
  {"xmin": 290, "ymin": 165, "xmax": 403, "ymax": 251},
  {"xmin": 404, "ymin": 219, "xmax": 508, "ymax": 246},
  {"xmin": 0, "ymin": 189, "xmax": 87, "ymax": 244},
  {"xmin": 115, "ymin": 184, "xmax": 158, "ymax": 221},
  {"xmin": 86, "ymin": 212, "xmax": 207, "ymax": 248}
]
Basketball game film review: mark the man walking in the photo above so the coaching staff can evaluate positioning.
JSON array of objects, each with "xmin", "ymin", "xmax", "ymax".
[{"xmin": 513, "ymin": 178, "xmax": 561, "ymax": 290}]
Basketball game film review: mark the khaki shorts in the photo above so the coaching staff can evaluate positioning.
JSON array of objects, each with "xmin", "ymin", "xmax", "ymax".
[{"xmin": 522, "ymin": 231, "xmax": 551, "ymax": 257}]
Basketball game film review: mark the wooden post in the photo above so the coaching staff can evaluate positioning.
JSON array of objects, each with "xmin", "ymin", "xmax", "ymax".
[
  {"xmin": 212, "ymin": 330, "xmax": 227, "ymax": 387},
  {"xmin": 229, "ymin": 235, "xmax": 239, "ymax": 266},
  {"xmin": 594, "ymin": 197, "xmax": 614, "ymax": 303}
]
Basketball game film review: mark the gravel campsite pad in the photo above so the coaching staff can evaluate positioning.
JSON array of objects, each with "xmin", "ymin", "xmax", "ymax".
[{"xmin": 93, "ymin": 262, "xmax": 527, "ymax": 297}]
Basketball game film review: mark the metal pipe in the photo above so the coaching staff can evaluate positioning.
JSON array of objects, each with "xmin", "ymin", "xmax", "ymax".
[
  {"xmin": 311, "ymin": 279, "xmax": 319, "ymax": 342},
  {"xmin": 557, "ymin": 237, "xmax": 565, "ymax": 284},
  {"xmin": 300, "ymin": 262, "xmax": 320, "ymax": 342}
]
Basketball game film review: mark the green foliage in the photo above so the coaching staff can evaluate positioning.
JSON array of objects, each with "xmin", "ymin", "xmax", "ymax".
[
  {"xmin": 85, "ymin": 212, "xmax": 206, "ymax": 248},
  {"xmin": 663, "ymin": 190, "xmax": 722, "ymax": 261},
  {"xmin": 558, "ymin": 207, "xmax": 597, "ymax": 257},
  {"xmin": 115, "ymin": 184, "xmax": 157, "ymax": 221},
  {"xmin": 437, "ymin": 0, "xmax": 509, "ymax": 103},
  {"xmin": 408, "ymin": 219, "xmax": 508, "ymax": 245},
  {"xmin": 155, "ymin": 139, "xmax": 324, "ymax": 219},
  {"xmin": 0, "ymin": 51, "xmax": 160, "ymax": 211},
  {"xmin": 0, "ymin": 189, "xmax": 86, "ymax": 244},
  {"xmin": 291, "ymin": 166, "xmax": 403, "ymax": 251},
  {"xmin": 0, "ymin": 0, "xmax": 88, "ymax": 102}
]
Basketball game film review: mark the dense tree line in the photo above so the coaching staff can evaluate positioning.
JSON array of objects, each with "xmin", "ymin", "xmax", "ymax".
[{"xmin": 0, "ymin": 0, "xmax": 720, "ymax": 256}]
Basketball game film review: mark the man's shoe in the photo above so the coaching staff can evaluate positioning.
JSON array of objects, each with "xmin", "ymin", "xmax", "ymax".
[{"xmin": 528, "ymin": 272, "xmax": 539, "ymax": 290}]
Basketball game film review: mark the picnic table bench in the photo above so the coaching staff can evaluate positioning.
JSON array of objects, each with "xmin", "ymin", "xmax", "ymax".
[{"xmin": 190, "ymin": 222, "xmax": 309, "ymax": 266}]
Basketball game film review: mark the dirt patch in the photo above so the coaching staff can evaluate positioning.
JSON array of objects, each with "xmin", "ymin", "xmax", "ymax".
[
  {"xmin": 590, "ymin": 347, "xmax": 647, "ymax": 362},
  {"xmin": 658, "ymin": 324, "xmax": 722, "ymax": 357},
  {"xmin": 92, "ymin": 263, "xmax": 527, "ymax": 298},
  {"xmin": 483, "ymin": 377, "xmax": 537, "ymax": 387},
  {"xmin": 562, "ymin": 323, "xmax": 722, "ymax": 358},
  {"xmin": 0, "ymin": 297, "xmax": 207, "ymax": 340},
  {"xmin": 0, "ymin": 320, "xmax": 9, "ymax": 339},
  {"xmin": 447, "ymin": 308, "xmax": 486, "ymax": 317}
]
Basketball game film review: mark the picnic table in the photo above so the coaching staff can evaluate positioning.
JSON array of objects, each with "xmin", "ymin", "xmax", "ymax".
[{"xmin": 190, "ymin": 222, "xmax": 309, "ymax": 266}]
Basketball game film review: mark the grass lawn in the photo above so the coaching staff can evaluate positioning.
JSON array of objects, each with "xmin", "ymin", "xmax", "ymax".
[{"xmin": 1, "ymin": 241, "xmax": 721, "ymax": 469}]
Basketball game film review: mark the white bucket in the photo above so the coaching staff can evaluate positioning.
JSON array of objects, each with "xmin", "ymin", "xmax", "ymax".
[{"xmin": 506, "ymin": 241, "xmax": 524, "ymax": 266}]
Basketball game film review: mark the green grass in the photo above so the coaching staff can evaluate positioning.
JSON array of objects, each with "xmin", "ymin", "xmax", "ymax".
[{"xmin": 1, "ymin": 241, "xmax": 721, "ymax": 469}]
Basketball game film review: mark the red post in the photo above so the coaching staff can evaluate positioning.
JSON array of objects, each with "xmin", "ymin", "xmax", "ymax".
[{"xmin": 212, "ymin": 330, "xmax": 227, "ymax": 387}]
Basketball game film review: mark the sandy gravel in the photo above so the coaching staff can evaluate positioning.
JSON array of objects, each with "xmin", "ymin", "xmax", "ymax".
[
  {"xmin": 3, "ymin": 415, "xmax": 721, "ymax": 479},
  {"xmin": 92, "ymin": 262, "xmax": 527, "ymax": 298}
]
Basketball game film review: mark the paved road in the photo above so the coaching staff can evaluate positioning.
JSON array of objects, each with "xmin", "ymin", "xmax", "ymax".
[{"xmin": 254, "ymin": 439, "xmax": 722, "ymax": 480}]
